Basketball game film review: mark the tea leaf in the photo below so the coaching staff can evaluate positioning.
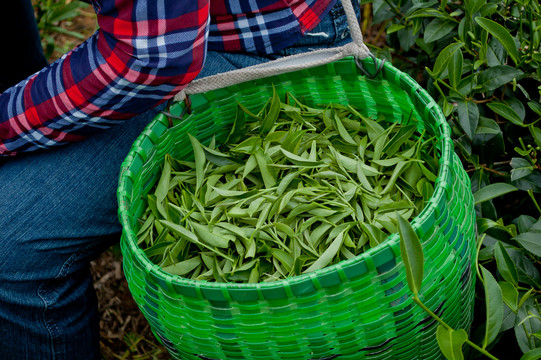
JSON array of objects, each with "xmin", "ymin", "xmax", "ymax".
[
  {"xmin": 361, "ymin": 222, "xmax": 388, "ymax": 248},
  {"xmin": 383, "ymin": 125, "xmax": 417, "ymax": 157},
  {"xmin": 274, "ymin": 222, "xmax": 298, "ymax": 240},
  {"xmin": 160, "ymin": 220, "xmax": 198, "ymax": 242},
  {"xmin": 480, "ymin": 265, "xmax": 503, "ymax": 348},
  {"xmin": 431, "ymin": 42, "xmax": 464, "ymax": 78},
  {"xmin": 520, "ymin": 348, "xmax": 541, "ymax": 360},
  {"xmin": 514, "ymin": 297, "xmax": 541, "ymax": 352},
  {"xmin": 271, "ymin": 248, "xmax": 294, "ymax": 272},
  {"xmin": 260, "ymin": 86, "xmax": 280, "ymax": 135},
  {"xmin": 381, "ymin": 160, "xmax": 410, "ymax": 194},
  {"xmin": 255, "ymin": 148, "xmax": 276, "ymax": 188},
  {"xmin": 478, "ymin": 65, "xmax": 524, "ymax": 92},
  {"xmin": 333, "ymin": 112, "xmax": 358, "ymax": 145},
  {"xmin": 436, "ymin": 326, "xmax": 467, "ymax": 360},
  {"xmin": 304, "ymin": 226, "xmax": 346, "ymax": 273},
  {"xmin": 465, "ymin": 0, "xmax": 485, "ymax": 16},
  {"xmin": 280, "ymin": 148, "xmax": 323, "ymax": 166},
  {"xmin": 529, "ymin": 102, "xmax": 541, "ymax": 117},
  {"xmin": 210, "ymin": 186, "xmax": 256, "ymax": 199},
  {"xmin": 456, "ymin": 100, "xmax": 479, "ymax": 140},
  {"xmin": 188, "ymin": 134, "xmax": 206, "ymax": 193},
  {"xmin": 163, "ymin": 257, "xmax": 202, "ymax": 276},
  {"xmin": 203, "ymin": 146, "xmax": 241, "ymax": 166},
  {"xmin": 236, "ymin": 101, "xmax": 260, "ymax": 121},
  {"xmin": 156, "ymin": 156, "xmax": 172, "ymax": 205},
  {"xmin": 363, "ymin": 116, "xmax": 386, "ymax": 142},
  {"xmin": 448, "ymin": 48, "xmax": 463, "ymax": 89},
  {"xmin": 514, "ymin": 232, "xmax": 541, "ymax": 257},
  {"xmin": 189, "ymin": 221, "xmax": 232, "ymax": 249},
  {"xmin": 487, "ymin": 101, "xmax": 524, "ymax": 126},
  {"xmin": 494, "ymin": 241, "xmax": 519, "ymax": 285},
  {"xmin": 226, "ymin": 105, "xmax": 247, "ymax": 144},
  {"xmin": 424, "ymin": 18, "xmax": 456, "ymax": 43},
  {"xmin": 473, "ymin": 183, "xmax": 519, "ymax": 204},
  {"xmin": 475, "ymin": 17, "xmax": 519, "ymax": 65},
  {"xmin": 160, "ymin": 220, "xmax": 233, "ymax": 261},
  {"xmin": 248, "ymin": 260, "xmax": 260, "ymax": 283},
  {"xmin": 232, "ymin": 136, "xmax": 261, "ymax": 154},
  {"xmin": 499, "ymin": 281, "xmax": 518, "ymax": 312},
  {"xmin": 147, "ymin": 194, "xmax": 167, "ymax": 219},
  {"xmin": 356, "ymin": 161, "xmax": 375, "ymax": 192},
  {"xmin": 144, "ymin": 240, "xmax": 175, "ymax": 259},
  {"xmin": 398, "ymin": 214, "xmax": 424, "ymax": 296}
]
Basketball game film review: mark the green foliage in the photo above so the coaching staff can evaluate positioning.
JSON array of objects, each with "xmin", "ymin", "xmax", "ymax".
[
  {"xmin": 437, "ymin": 326, "xmax": 469, "ymax": 360},
  {"xmin": 33, "ymin": 0, "xmax": 90, "ymax": 59},
  {"xmin": 397, "ymin": 213, "xmax": 424, "ymax": 296},
  {"xmin": 141, "ymin": 96, "xmax": 439, "ymax": 283},
  {"xmin": 367, "ymin": 0, "xmax": 541, "ymax": 357},
  {"xmin": 399, "ymin": 217, "xmax": 499, "ymax": 360}
]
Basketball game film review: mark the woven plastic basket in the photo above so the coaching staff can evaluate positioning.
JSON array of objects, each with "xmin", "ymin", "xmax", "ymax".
[{"xmin": 117, "ymin": 56, "xmax": 476, "ymax": 360}]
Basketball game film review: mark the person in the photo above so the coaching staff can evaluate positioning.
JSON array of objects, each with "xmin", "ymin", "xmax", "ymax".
[{"xmin": 0, "ymin": 0, "xmax": 360, "ymax": 358}]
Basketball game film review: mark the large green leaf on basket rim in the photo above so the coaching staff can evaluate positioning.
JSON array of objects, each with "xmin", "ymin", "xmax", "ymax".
[{"xmin": 398, "ymin": 214, "xmax": 424, "ymax": 296}]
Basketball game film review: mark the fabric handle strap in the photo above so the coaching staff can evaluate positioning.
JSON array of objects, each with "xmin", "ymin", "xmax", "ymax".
[{"xmin": 175, "ymin": 0, "xmax": 370, "ymax": 101}]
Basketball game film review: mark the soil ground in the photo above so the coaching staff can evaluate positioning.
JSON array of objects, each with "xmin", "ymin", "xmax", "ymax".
[{"xmin": 91, "ymin": 248, "xmax": 170, "ymax": 359}]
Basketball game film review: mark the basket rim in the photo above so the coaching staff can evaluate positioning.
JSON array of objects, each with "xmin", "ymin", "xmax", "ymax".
[{"xmin": 117, "ymin": 56, "xmax": 453, "ymax": 291}]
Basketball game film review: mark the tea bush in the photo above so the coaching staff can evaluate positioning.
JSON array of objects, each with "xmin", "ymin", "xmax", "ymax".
[{"xmin": 366, "ymin": 0, "xmax": 541, "ymax": 358}]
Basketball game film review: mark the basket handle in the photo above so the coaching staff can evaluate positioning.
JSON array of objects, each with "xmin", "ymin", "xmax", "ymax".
[{"xmin": 174, "ymin": 0, "xmax": 370, "ymax": 101}]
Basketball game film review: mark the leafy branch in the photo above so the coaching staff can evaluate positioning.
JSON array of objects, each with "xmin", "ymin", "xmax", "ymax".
[{"xmin": 398, "ymin": 215, "xmax": 499, "ymax": 360}]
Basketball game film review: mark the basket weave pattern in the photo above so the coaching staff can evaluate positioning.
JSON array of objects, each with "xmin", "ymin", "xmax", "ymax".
[{"xmin": 118, "ymin": 57, "xmax": 476, "ymax": 360}]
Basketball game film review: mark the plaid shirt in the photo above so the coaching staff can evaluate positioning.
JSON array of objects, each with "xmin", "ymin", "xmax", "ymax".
[{"xmin": 0, "ymin": 0, "xmax": 335, "ymax": 156}]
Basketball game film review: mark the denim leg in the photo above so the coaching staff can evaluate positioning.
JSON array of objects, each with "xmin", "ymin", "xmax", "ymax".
[{"xmin": 0, "ymin": 105, "xmax": 164, "ymax": 360}]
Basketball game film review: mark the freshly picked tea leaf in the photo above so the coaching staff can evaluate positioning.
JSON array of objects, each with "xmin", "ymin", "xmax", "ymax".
[{"xmin": 137, "ymin": 93, "xmax": 438, "ymax": 282}]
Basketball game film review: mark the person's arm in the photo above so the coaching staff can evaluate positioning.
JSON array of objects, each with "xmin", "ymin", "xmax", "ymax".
[{"xmin": 0, "ymin": 0, "xmax": 209, "ymax": 156}]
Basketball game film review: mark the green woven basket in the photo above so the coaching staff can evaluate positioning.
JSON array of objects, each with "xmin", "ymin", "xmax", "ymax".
[{"xmin": 117, "ymin": 56, "xmax": 476, "ymax": 360}]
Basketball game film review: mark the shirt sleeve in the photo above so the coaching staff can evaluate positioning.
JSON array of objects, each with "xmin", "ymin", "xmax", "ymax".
[{"xmin": 0, "ymin": 0, "xmax": 209, "ymax": 156}]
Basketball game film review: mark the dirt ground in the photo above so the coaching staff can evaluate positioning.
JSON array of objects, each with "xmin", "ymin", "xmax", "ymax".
[{"xmin": 90, "ymin": 248, "xmax": 170, "ymax": 359}]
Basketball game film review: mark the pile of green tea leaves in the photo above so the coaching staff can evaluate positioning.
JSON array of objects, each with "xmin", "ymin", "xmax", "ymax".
[{"xmin": 136, "ymin": 91, "xmax": 439, "ymax": 282}]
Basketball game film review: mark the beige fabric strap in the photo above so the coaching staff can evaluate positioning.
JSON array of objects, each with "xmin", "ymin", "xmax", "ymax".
[{"xmin": 174, "ymin": 0, "xmax": 370, "ymax": 102}]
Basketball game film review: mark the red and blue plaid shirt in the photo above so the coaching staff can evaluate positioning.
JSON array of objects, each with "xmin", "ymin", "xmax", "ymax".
[{"xmin": 0, "ymin": 0, "xmax": 335, "ymax": 156}]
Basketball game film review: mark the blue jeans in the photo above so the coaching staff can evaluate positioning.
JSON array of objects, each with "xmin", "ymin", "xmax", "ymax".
[{"xmin": 0, "ymin": 2, "xmax": 358, "ymax": 359}]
